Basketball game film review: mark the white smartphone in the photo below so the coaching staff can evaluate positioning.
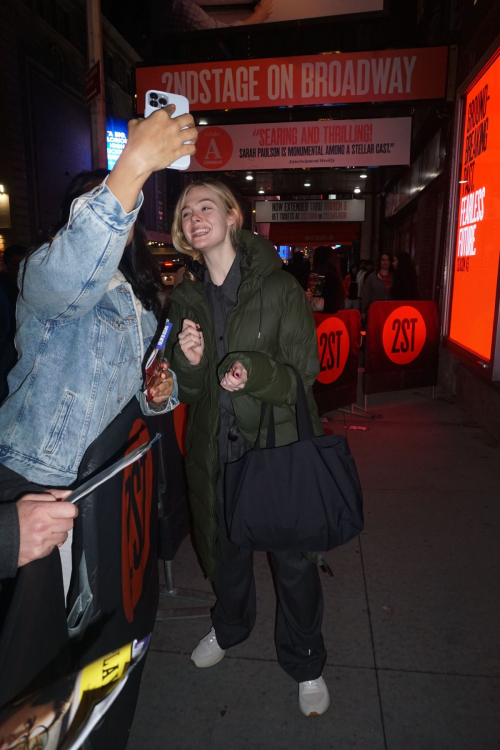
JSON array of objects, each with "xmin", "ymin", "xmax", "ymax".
[{"xmin": 144, "ymin": 90, "xmax": 191, "ymax": 171}]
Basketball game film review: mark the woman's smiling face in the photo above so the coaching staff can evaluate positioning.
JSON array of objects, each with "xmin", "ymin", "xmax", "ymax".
[{"xmin": 180, "ymin": 186, "xmax": 235, "ymax": 255}]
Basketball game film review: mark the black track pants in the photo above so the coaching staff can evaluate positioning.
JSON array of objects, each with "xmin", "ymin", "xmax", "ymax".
[{"xmin": 211, "ymin": 478, "xmax": 327, "ymax": 683}]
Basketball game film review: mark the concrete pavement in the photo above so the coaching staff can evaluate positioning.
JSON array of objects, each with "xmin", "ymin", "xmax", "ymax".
[{"xmin": 128, "ymin": 387, "xmax": 500, "ymax": 750}]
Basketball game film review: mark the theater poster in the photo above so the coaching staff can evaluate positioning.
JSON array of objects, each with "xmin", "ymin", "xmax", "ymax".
[
  {"xmin": 448, "ymin": 50, "xmax": 500, "ymax": 362},
  {"xmin": 152, "ymin": 0, "xmax": 385, "ymax": 34}
]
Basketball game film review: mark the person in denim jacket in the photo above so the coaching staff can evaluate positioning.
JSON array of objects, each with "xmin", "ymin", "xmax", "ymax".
[{"xmin": 0, "ymin": 106, "xmax": 198, "ymax": 578}]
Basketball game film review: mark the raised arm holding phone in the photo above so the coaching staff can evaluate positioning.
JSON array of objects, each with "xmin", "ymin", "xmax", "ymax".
[{"xmin": 0, "ymin": 106, "xmax": 198, "ymax": 579}]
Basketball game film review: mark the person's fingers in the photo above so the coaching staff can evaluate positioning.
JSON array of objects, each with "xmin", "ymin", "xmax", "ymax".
[
  {"xmin": 18, "ymin": 492, "xmax": 58, "ymax": 503},
  {"xmin": 48, "ymin": 489, "xmax": 72, "ymax": 500},
  {"xmin": 165, "ymin": 103, "xmax": 176, "ymax": 116},
  {"xmin": 177, "ymin": 125, "xmax": 198, "ymax": 145},
  {"xmin": 182, "ymin": 319, "xmax": 200, "ymax": 332},
  {"xmin": 47, "ymin": 502, "xmax": 79, "ymax": 519},
  {"xmin": 47, "ymin": 517, "xmax": 75, "ymax": 534},
  {"xmin": 179, "ymin": 331, "xmax": 202, "ymax": 348},
  {"xmin": 173, "ymin": 114, "xmax": 196, "ymax": 131}
]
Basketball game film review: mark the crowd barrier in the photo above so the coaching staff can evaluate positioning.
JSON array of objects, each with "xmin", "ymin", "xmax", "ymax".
[
  {"xmin": 363, "ymin": 300, "xmax": 440, "ymax": 396},
  {"xmin": 312, "ymin": 302, "xmax": 440, "ymax": 414},
  {"xmin": 0, "ymin": 398, "xmax": 190, "ymax": 749},
  {"xmin": 312, "ymin": 310, "xmax": 361, "ymax": 414}
]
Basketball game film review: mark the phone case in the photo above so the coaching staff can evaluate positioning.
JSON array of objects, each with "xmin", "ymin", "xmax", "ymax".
[{"xmin": 144, "ymin": 90, "xmax": 191, "ymax": 171}]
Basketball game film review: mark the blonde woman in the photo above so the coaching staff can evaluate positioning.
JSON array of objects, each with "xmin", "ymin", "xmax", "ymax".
[{"xmin": 164, "ymin": 179, "xmax": 330, "ymax": 717}]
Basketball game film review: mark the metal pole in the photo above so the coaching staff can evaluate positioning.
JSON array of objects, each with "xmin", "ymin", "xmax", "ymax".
[{"xmin": 86, "ymin": 0, "xmax": 107, "ymax": 169}]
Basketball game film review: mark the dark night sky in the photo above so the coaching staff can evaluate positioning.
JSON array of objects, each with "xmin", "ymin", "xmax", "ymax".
[{"xmin": 102, "ymin": 0, "xmax": 152, "ymax": 55}]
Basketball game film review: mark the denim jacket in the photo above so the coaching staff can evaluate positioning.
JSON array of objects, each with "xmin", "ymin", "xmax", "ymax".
[{"xmin": 0, "ymin": 179, "xmax": 178, "ymax": 486}]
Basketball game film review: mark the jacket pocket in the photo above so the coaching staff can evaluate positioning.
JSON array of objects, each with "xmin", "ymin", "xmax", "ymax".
[
  {"xmin": 43, "ymin": 390, "xmax": 76, "ymax": 455},
  {"xmin": 91, "ymin": 305, "xmax": 128, "ymax": 366}
]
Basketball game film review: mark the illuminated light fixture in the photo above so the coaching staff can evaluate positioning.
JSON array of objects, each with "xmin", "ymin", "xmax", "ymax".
[
  {"xmin": 360, "ymin": 173, "xmax": 368, "ymax": 179},
  {"xmin": 328, "ymin": 193, "xmax": 337, "ymax": 199},
  {"xmin": 304, "ymin": 182, "xmax": 311, "ymax": 187},
  {"xmin": 252, "ymin": 209, "xmax": 256, "ymax": 213},
  {"xmin": 199, "ymin": 119, "xmax": 208, "ymax": 125},
  {"xmin": 354, "ymin": 187, "xmax": 361, "ymax": 194},
  {"xmin": 258, "ymin": 189, "xmax": 265, "ymax": 194},
  {"xmin": 0, "ymin": 185, "xmax": 4, "ymax": 193},
  {"xmin": 164, "ymin": 262, "xmax": 173, "ymax": 267},
  {"xmin": 246, "ymin": 174, "xmax": 254, "ymax": 181},
  {"xmin": 459, "ymin": 180, "xmax": 467, "ymax": 184}
]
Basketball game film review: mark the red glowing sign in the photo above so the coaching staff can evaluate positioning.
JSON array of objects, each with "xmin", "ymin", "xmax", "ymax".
[
  {"xmin": 382, "ymin": 306, "xmax": 426, "ymax": 365},
  {"xmin": 449, "ymin": 50, "xmax": 500, "ymax": 361},
  {"xmin": 316, "ymin": 316, "xmax": 350, "ymax": 384}
]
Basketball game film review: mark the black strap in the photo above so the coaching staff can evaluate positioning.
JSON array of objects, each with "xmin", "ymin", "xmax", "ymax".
[
  {"xmin": 254, "ymin": 402, "xmax": 275, "ymax": 450},
  {"xmin": 288, "ymin": 365, "xmax": 316, "ymax": 441},
  {"xmin": 254, "ymin": 367, "xmax": 314, "ymax": 450}
]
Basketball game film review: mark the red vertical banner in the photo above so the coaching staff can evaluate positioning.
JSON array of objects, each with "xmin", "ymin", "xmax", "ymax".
[
  {"xmin": 363, "ymin": 301, "xmax": 439, "ymax": 395},
  {"xmin": 313, "ymin": 310, "xmax": 361, "ymax": 414}
]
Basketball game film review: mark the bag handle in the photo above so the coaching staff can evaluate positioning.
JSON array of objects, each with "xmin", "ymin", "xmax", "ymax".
[
  {"xmin": 255, "ymin": 402, "xmax": 275, "ymax": 450},
  {"xmin": 288, "ymin": 365, "xmax": 316, "ymax": 442},
  {"xmin": 254, "ymin": 367, "xmax": 314, "ymax": 450}
]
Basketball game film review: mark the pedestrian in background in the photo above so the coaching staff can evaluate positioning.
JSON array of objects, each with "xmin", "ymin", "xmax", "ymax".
[
  {"xmin": 343, "ymin": 264, "xmax": 359, "ymax": 310},
  {"xmin": 306, "ymin": 246, "xmax": 345, "ymax": 314},
  {"xmin": 285, "ymin": 250, "xmax": 310, "ymax": 291},
  {"xmin": 361, "ymin": 252, "xmax": 393, "ymax": 319},
  {"xmin": 167, "ymin": 178, "xmax": 330, "ymax": 717},
  {"xmin": 391, "ymin": 251, "xmax": 419, "ymax": 301}
]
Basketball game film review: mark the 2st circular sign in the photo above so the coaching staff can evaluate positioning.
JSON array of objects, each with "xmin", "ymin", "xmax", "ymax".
[
  {"xmin": 316, "ymin": 316, "xmax": 350, "ymax": 384},
  {"xmin": 382, "ymin": 305, "xmax": 427, "ymax": 365}
]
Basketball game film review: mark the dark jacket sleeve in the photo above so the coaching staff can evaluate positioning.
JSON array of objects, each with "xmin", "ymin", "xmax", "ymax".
[
  {"xmin": 0, "ymin": 502, "xmax": 20, "ymax": 579},
  {"xmin": 219, "ymin": 281, "xmax": 319, "ymax": 406},
  {"xmin": 165, "ymin": 300, "xmax": 207, "ymax": 405}
]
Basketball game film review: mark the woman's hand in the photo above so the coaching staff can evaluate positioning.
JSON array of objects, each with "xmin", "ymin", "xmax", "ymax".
[
  {"xmin": 149, "ymin": 362, "xmax": 174, "ymax": 404},
  {"xmin": 107, "ymin": 105, "xmax": 198, "ymax": 213},
  {"xmin": 178, "ymin": 319, "xmax": 204, "ymax": 366},
  {"xmin": 220, "ymin": 361, "xmax": 248, "ymax": 392},
  {"xmin": 125, "ymin": 106, "xmax": 198, "ymax": 177}
]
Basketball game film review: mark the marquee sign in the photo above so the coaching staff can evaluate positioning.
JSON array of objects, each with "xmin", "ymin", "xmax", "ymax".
[
  {"xmin": 256, "ymin": 199, "xmax": 365, "ymax": 223},
  {"xmin": 190, "ymin": 117, "xmax": 411, "ymax": 171},
  {"xmin": 136, "ymin": 47, "xmax": 449, "ymax": 113}
]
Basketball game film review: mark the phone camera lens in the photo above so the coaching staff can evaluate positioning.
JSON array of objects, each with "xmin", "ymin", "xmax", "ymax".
[
  {"xmin": 150, "ymin": 92, "xmax": 158, "ymax": 100},
  {"xmin": 150, "ymin": 100, "xmax": 158, "ymax": 107},
  {"xmin": 159, "ymin": 97, "xmax": 167, "ymax": 106}
]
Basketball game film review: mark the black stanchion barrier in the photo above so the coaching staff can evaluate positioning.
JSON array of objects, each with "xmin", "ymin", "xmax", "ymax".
[
  {"xmin": 312, "ymin": 310, "xmax": 361, "ymax": 415},
  {"xmin": 0, "ymin": 397, "xmax": 189, "ymax": 748},
  {"xmin": 156, "ymin": 402, "xmax": 214, "ymax": 620},
  {"xmin": 363, "ymin": 301, "xmax": 440, "ymax": 395}
]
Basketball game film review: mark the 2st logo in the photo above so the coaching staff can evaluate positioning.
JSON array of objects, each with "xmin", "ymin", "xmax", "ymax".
[
  {"xmin": 316, "ymin": 317, "xmax": 350, "ymax": 384},
  {"xmin": 121, "ymin": 419, "xmax": 153, "ymax": 623},
  {"xmin": 382, "ymin": 306, "xmax": 427, "ymax": 365}
]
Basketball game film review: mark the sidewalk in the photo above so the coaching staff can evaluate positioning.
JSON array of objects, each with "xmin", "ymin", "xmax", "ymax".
[{"xmin": 128, "ymin": 388, "xmax": 500, "ymax": 750}]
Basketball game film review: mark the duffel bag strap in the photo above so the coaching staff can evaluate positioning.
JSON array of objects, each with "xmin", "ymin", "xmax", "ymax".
[
  {"xmin": 255, "ymin": 401, "xmax": 276, "ymax": 450},
  {"xmin": 287, "ymin": 365, "xmax": 315, "ymax": 441}
]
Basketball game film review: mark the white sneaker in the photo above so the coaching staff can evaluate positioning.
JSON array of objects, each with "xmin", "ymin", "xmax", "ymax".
[
  {"xmin": 298, "ymin": 675, "xmax": 330, "ymax": 717},
  {"xmin": 191, "ymin": 627, "xmax": 226, "ymax": 668}
]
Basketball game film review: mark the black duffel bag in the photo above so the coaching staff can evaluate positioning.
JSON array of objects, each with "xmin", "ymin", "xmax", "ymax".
[{"xmin": 225, "ymin": 367, "xmax": 363, "ymax": 552}]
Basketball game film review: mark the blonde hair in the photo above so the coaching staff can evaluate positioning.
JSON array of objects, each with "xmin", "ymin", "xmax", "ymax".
[{"xmin": 172, "ymin": 179, "xmax": 244, "ymax": 263}]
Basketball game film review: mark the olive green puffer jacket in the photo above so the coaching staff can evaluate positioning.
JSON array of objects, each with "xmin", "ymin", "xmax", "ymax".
[{"xmin": 165, "ymin": 230, "xmax": 323, "ymax": 581}]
